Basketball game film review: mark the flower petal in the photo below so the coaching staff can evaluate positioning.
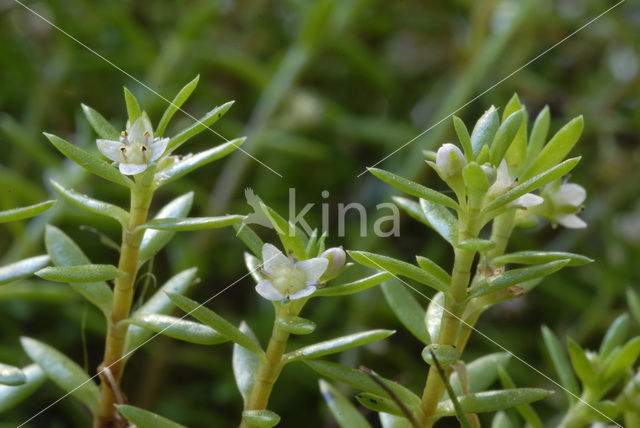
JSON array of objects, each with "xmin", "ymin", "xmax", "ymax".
[
  {"xmin": 557, "ymin": 214, "xmax": 586, "ymax": 229},
  {"xmin": 119, "ymin": 163, "xmax": 148, "ymax": 175},
  {"xmin": 255, "ymin": 279, "xmax": 284, "ymax": 301},
  {"xmin": 96, "ymin": 139, "xmax": 124, "ymax": 162},
  {"xmin": 296, "ymin": 257, "xmax": 329, "ymax": 283},
  {"xmin": 559, "ymin": 183, "xmax": 586, "ymax": 206},
  {"xmin": 262, "ymin": 243, "xmax": 290, "ymax": 273},
  {"xmin": 514, "ymin": 193, "xmax": 544, "ymax": 208},
  {"xmin": 150, "ymin": 138, "xmax": 169, "ymax": 161},
  {"xmin": 289, "ymin": 284, "xmax": 316, "ymax": 300},
  {"xmin": 129, "ymin": 116, "xmax": 154, "ymax": 141}
]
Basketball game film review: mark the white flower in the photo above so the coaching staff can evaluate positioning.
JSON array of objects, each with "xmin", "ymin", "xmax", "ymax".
[
  {"xmin": 487, "ymin": 160, "xmax": 543, "ymax": 208},
  {"xmin": 435, "ymin": 143, "xmax": 466, "ymax": 179},
  {"xmin": 97, "ymin": 116, "xmax": 169, "ymax": 175},
  {"xmin": 255, "ymin": 243, "xmax": 328, "ymax": 301},
  {"xmin": 532, "ymin": 181, "xmax": 586, "ymax": 228}
]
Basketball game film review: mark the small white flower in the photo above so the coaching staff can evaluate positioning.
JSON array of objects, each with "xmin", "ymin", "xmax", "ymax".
[
  {"xmin": 97, "ymin": 116, "xmax": 169, "ymax": 175},
  {"xmin": 487, "ymin": 160, "xmax": 543, "ymax": 208},
  {"xmin": 255, "ymin": 243, "xmax": 328, "ymax": 301},
  {"xmin": 435, "ymin": 143, "xmax": 466, "ymax": 179},
  {"xmin": 533, "ymin": 181, "xmax": 586, "ymax": 228}
]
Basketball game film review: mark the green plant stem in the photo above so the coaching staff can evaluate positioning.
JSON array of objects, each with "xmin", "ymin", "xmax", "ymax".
[
  {"xmin": 558, "ymin": 389, "xmax": 599, "ymax": 428},
  {"xmin": 240, "ymin": 306, "xmax": 293, "ymax": 428},
  {"xmin": 96, "ymin": 177, "xmax": 153, "ymax": 428},
  {"xmin": 486, "ymin": 210, "xmax": 515, "ymax": 262}
]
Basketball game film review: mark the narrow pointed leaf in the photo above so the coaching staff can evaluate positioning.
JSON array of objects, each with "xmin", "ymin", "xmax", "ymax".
[
  {"xmin": 50, "ymin": 179, "xmax": 128, "ymax": 226},
  {"xmin": 116, "ymin": 404, "xmax": 186, "ymax": 428},
  {"xmin": 599, "ymin": 314, "xmax": 630, "ymax": 359},
  {"xmin": 36, "ymin": 264, "xmax": 124, "ymax": 283},
  {"xmin": 415, "ymin": 256, "xmax": 451, "ymax": 286},
  {"xmin": 462, "ymin": 162, "xmax": 489, "ymax": 192},
  {"xmin": 422, "ymin": 344, "xmax": 459, "ymax": 366},
  {"xmin": 233, "ymin": 322, "xmax": 260, "ymax": 404},
  {"xmin": 627, "ymin": 288, "xmax": 640, "ymax": 325},
  {"xmin": 567, "ymin": 338, "xmax": 596, "ymax": 385},
  {"xmin": 138, "ymin": 215, "xmax": 244, "ymax": 232},
  {"xmin": 482, "ymin": 157, "xmax": 580, "ymax": 215},
  {"xmin": 456, "ymin": 239, "xmax": 496, "ymax": 252},
  {"xmin": 420, "ymin": 199, "xmax": 458, "ymax": 245},
  {"xmin": 45, "ymin": 225, "xmax": 113, "ymax": 317},
  {"xmin": 124, "ymin": 267, "xmax": 199, "ymax": 356},
  {"xmin": 490, "ymin": 110, "xmax": 523, "ymax": 166},
  {"xmin": 491, "ymin": 251, "xmax": 592, "ymax": 267},
  {"xmin": 525, "ymin": 106, "xmax": 550, "ymax": 169},
  {"xmin": 260, "ymin": 202, "xmax": 307, "ymax": 260},
  {"xmin": 349, "ymin": 251, "xmax": 448, "ymax": 293},
  {"xmin": 602, "ymin": 336, "xmax": 640, "ymax": 379},
  {"xmin": 380, "ymin": 413, "xmax": 412, "ymax": 428},
  {"xmin": 276, "ymin": 316, "xmax": 316, "ymax": 335},
  {"xmin": 241, "ymin": 410, "xmax": 281, "ymax": 428},
  {"xmin": 314, "ymin": 272, "xmax": 392, "ymax": 297},
  {"xmin": 425, "ymin": 292, "xmax": 445, "ymax": 343},
  {"xmin": 449, "ymin": 353, "xmax": 512, "ymax": 397},
  {"xmin": 167, "ymin": 101, "xmax": 235, "ymax": 153},
  {"xmin": 0, "ymin": 363, "xmax": 26, "ymax": 386},
  {"xmin": 123, "ymin": 87, "xmax": 142, "ymax": 123},
  {"xmin": 497, "ymin": 366, "xmax": 543, "ymax": 428},
  {"xmin": 381, "ymin": 281, "xmax": 430, "ymax": 345},
  {"xmin": 541, "ymin": 326, "xmax": 579, "ymax": 403},
  {"xmin": 0, "ymin": 364, "xmax": 46, "ymax": 412},
  {"xmin": 139, "ymin": 192, "xmax": 193, "ymax": 263},
  {"xmin": 435, "ymin": 388, "xmax": 552, "ymax": 416},
  {"xmin": 245, "ymin": 252, "xmax": 263, "ymax": 283},
  {"xmin": 156, "ymin": 75, "xmax": 200, "ymax": 137},
  {"xmin": 470, "ymin": 106, "xmax": 499, "ymax": 157},
  {"xmin": 233, "ymin": 223, "xmax": 264, "ymax": 258},
  {"xmin": 392, "ymin": 196, "xmax": 430, "ymax": 227},
  {"xmin": 320, "ymin": 379, "xmax": 372, "ymax": 428},
  {"xmin": 44, "ymin": 133, "xmax": 133, "ymax": 188},
  {"xmin": 368, "ymin": 168, "xmax": 459, "ymax": 211},
  {"xmin": 285, "ymin": 329, "xmax": 394, "ymax": 362},
  {"xmin": 468, "ymin": 260, "xmax": 569, "ymax": 299},
  {"xmin": 167, "ymin": 293, "xmax": 264, "ymax": 357},
  {"xmin": 21, "ymin": 337, "xmax": 100, "ymax": 415},
  {"xmin": 122, "ymin": 314, "xmax": 226, "ymax": 345},
  {"xmin": 522, "ymin": 116, "xmax": 583, "ymax": 181},
  {"xmin": 0, "ymin": 200, "xmax": 56, "ymax": 223},
  {"xmin": 155, "ymin": 137, "xmax": 247, "ymax": 186},
  {"xmin": 0, "ymin": 255, "xmax": 50, "ymax": 285},
  {"xmin": 357, "ymin": 393, "xmax": 403, "ymax": 416},
  {"xmin": 453, "ymin": 116, "xmax": 473, "ymax": 161},
  {"xmin": 81, "ymin": 104, "xmax": 119, "ymax": 140}
]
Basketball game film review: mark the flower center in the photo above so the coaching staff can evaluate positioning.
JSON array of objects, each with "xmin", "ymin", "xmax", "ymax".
[{"xmin": 271, "ymin": 265, "xmax": 307, "ymax": 296}]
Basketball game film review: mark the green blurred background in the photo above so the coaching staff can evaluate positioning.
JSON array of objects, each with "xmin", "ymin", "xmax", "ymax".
[{"xmin": 1, "ymin": 0, "xmax": 639, "ymax": 426}]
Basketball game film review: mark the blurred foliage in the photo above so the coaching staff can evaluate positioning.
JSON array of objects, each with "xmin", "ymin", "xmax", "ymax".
[{"xmin": 0, "ymin": 0, "xmax": 639, "ymax": 426}]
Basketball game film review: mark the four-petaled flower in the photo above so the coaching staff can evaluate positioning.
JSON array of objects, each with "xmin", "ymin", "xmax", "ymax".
[
  {"xmin": 255, "ymin": 243, "xmax": 328, "ymax": 301},
  {"xmin": 532, "ymin": 180, "xmax": 587, "ymax": 228},
  {"xmin": 487, "ymin": 160, "xmax": 543, "ymax": 208},
  {"xmin": 97, "ymin": 116, "xmax": 169, "ymax": 175}
]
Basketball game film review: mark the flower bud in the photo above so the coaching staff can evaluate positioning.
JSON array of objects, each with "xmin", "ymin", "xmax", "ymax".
[
  {"xmin": 319, "ymin": 246, "xmax": 346, "ymax": 281},
  {"xmin": 435, "ymin": 143, "xmax": 466, "ymax": 179}
]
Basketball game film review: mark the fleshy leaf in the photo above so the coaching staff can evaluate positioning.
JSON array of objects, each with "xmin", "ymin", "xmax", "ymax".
[
  {"xmin": 599, "ymin": 314, "xmax": 630, "ymax": 359},
  {"xmin": 490, "ymin": 110, "xmax": 523, "ymax": 166},
  {"xmin": 0, "ymin": 255, "xmax": 50, "ymax": 285},
  {"xmin": 470, "ymin": 106, "xmax": 499, "ymax": 157},
  {"xmin": 122, "ymin": 314, "xmax": 227, "ymax": 345},
  {"xmin": 0, "ymin": 363, "xmax": 26, "ymax": 386},
  {"xmin": 260, "ymin": 202, "xmax": 307, "ymax": 260},
  {"xmin": 541, "ymin": 326, "xmax": 580, "ymax": 403},
  {"xmin": 0, "ymin": 364, "xmax": 46, "ymax": 413},
  {"xmin": 81, "ymin": 104, "xmax": 119, "ymax": 140},
  {"xmin": 449, "ymin": 352, "xmax": 512, "ymax": 397},
  {"xmin": 233, "ymin": 322, "xmax": 260, "ymax": 405},
  {"xmin": 456, "ymin": 239, "xmax": 496, "ymax": 252},
  {"xmin": 452, "ymin": 116, "xmax": 473, "ymax": 161},
  {"xmin": 491, "ymin": 251, "xmax": 592, "ymax": 267},
  {"xmin": 116, "ymin": 404, "xmax": 186, "ymax": 428},
  {"xmin": 525, "ymin": 106, "xmax": 550, "ymax": 169},
  {"xmin": 233, "ymin": 223, "xmax": 264, "ymax": 258},
  {"xmin": 420, "ymin": 199, "xmax": 458, "ymax": 245},
  {"xmin": 138, "ymin": 215, "xmax": 245, "ymax": 232},
  {"xmin": 276, "ymin": 316, "xmax": 316, "ymax": 335},
  {"xmin": 381, "ymin": 281, "xmax": 430, "ymax": 345},
  {"xmin": 314, "ymin": 272, "xmax": 392, "ymax": 297},
  {"xmin": 567, "ymin": 338, "xmax": 596, "ymax": 385},
  {"xmin": 166, "ymin": 101, "xmax": 235, "ymax": 153},
  {"xmin": 36, "ymin": 264, "xmax": 125, "ymax": 283},
  {"xmin": 422, "ymin": 344, "xmax": 460, "ymax": 366},
  {"xmin": 155, "ymin": 75, "xmax": 200, "ymax": 137},
  {"xmin": 320, "ymin": 379, "xmax": 372, "ymax": 428},
  {"xmin": 602, "ymin": 336, "xmax": 640, "ymax": 380},
  {"xmin": 50, "ymin": 179, "xmax": 128, "ymax": 226},
  {"xmin": 357, "ymin": 392, "xmax": 403, "ymax": 417},
  {"xmin": 425, "ymin": 292, "xmax": 445, "ymax": 343},
  {"xmin": 435, "ymin": 388, "xmax": 552, "ymax": 416},
  {"xmin": 241, "ymin": 410, "xmax": 281, "ymax": 428},
  {"xmin": 415, "ymin": 256, "xmax": 451, "ymax": 287},
  {"xmin": 497, "ymin": 366, "xmax": 543, "ymax": 428},
  {"xmin": 0, "ymin": 200, "xmax": 56, "ymax": 223},
  {"xmin": 392, "ymin": 196, "xmax": 430, "ymax": 227},
  {"xmin": 123, "ymin": 87, "xmax": 142, "ymax": 123},
  {"xmin": 284, "ymin": 330, "xmax": 394, "ymax": 362}
]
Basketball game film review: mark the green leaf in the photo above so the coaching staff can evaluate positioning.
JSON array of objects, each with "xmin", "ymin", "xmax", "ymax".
[
  {"xmin": 470, "ymin": 106, "xmax": 499, "ymax": 157},
  {"xmin": 0, "ymin": 255, "xmax": 50, "ymax": 285},
  {"xmin": 167, "ymin": 293, "xmax": 264, "ymax": 357},
  {"xmin": 627, "ymin": 288, "xmax": 640, "ymax": 325},
  {"xmin": 36, "ymin": 264, "xmax": 125, "ymax": 283},
  {"xmin": 435, "ymin": 388, "xmax": 552, "ymax": 416},
  {"xmin": 490, "ymin": 109, "xmax": 523, "ymax": 166},
  {"xmin": 482, "ymin": 157, "xmax": 581, "ymax": 215},
  {"xmin": 349, "ymin": 251, "xmax": 448, "ymax": 293},
  {"xmin": 588, "ymin": 400, "xmax": 618, "ymax": 423},
  {"xmin": 285, "ymin": 329, "xmax": 394, "ymax": 362},
  {"xmin": 320, "ymin": 379, "xmax": 372, "ymax": 428},
  {"xmin": 314, "ymin": 272, "xmax": 392, "ymax": 297},
  {"xmin": 525, "ymin": 106, "xmax": 550, "ymax": 169},
  {"xmin": 491, "ymin": 411, "xmax": 513, "ymax": 428},
  {"xmin": 0, "ymin": 200, "xmax": 56, "ymax": 223},
  {"xmin": 420, "ymin": 199, "xmax": 458, "ymax": 245},
  {"xmin": 116, "ymin": 404, "xmax": 186, "ymax": 428},
  {"xmin": 0, "ymin": 364, "xmax": 46, "ymax": 413},
  {"xmin": 381, "ymin": 281, "xmax": 430, "ymax": 345},
  {"xmin": 462, "ymin": 162, "xmax": 489, "ymax": 192},
  {"xmin": 21, "ymin": 337, "xmax": 100, "ymax": 415},
  {"xmin": 233, "ymin": 322, "xmax": 260, "ymax": 405},
  {"xmin": 357, "ymin": 392, "xmax": 403, "ymax": 417},
  {"xmin": 392, "ymin": 196, "xmax": 430, "ymax": 227},
  {"xmin": 260, "ymin": 202, "xmax": 307, "ymax": 260},
  {"xmin": 468, "ymin": 260, "xmax": 569, "ymax": 299},
  {"xmin": 44, "ymin": 225, "xmax": 113, "ymax": 317},
  {"xmin": 497, "ymin": 366, "xmax": 543, "ymax": 428},
  {"xmin": 0, "ymin": 363, "xmax": 26, "ymax": 386},
  {"xmin": 456, "ymin": 239, "xmax": 496, "ymax": 252},
  {"xmin": 124, "ymin": 268, "xmax": 199, "ymax": 356},
  {"xmin": 541, "ymin": 326, "xmax": 580, "ymax": 403},
  {"xmin": 156, "ymin": 75, "xmax": 200, "ymax": 137},
  {"xmin": 567, "ymin": 338, "xmax": 596, "ymax": 385},
  {"xmin": 139, "ymin": 192, "xmax": 193, "ymax": 263},
  {"xmin": 155, "ymin": 137, "xmax": 247, "ymax": 186},
  {"xmin": 379, "ymin": 413, "xmax": 412, "ymax": 428},
  {"xmin": 81, "ymin": 104, "xmax": 119, "ymax": 140},
  {"xmin": 50, "ymin": 179, "xmax": 128, "ymax": 226},
  {"xmin": 241, "ymin": 410, "xmax": 281, "ymax": 428},
  {"xmin": 138, "ymin": 215, "xmax": 245, "ymax": 232},
  {"xmin": 452, "ymin": 116, "xmax": 473, "ymax": 161},
  {"xmin": 504, "ymin": 97, "xmax": 528, "ymax": 175},
  {"xmin": 449, "ymin": 353, "xmax": 512, "ymax": 397},
  {"xmin": 166, "ymin": 101, "xmax": 235, "ymax": 153},
  {"xmin": 276, "ymin": 316, "xmax": 316, "ymax": 335},
  {"xmin": 122, "ymin": 314, "xmax": 227, "ymax": 345},
  {"xmin": 245, "ymin": 252, "xmax": 263, "ymax": 283},
  {"xmin": 415, "ymin": 256, "xmax": 451, "ymax": 287},
  {"xmin": 602, "ymin": 336, "xmax": 640, "ymax": 379},
  {"xmin": 368, "ymin": 168, "xmax": 459, "ymax": 211},
  {"xmin": 491, "ymin": 251, "xmax": 592, "ymax": 267},
  {"xmin": 233, "ymin": 223, "xmax": 264, "ymax": 258},
  {"xmin": 422, "ymin": 344, "xmax": 459, "ymax": 366},
  {"xmin": 522, "ymin": 116, "xmax": 583, "ymax": 181},
  {"xmin": 123, "ymin": 87, "xmax": 142, "ymax": 123},
  {"xmin": 425, "ymin": 292, "xmax": 445, "ymax": 343},
  {"xmin": 599, "ymin": 314, "xmax": 630, "ymax": 359},
  {"xmin": 44, "ymin": 133, "xmax": 133, "ymax": 188}
]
